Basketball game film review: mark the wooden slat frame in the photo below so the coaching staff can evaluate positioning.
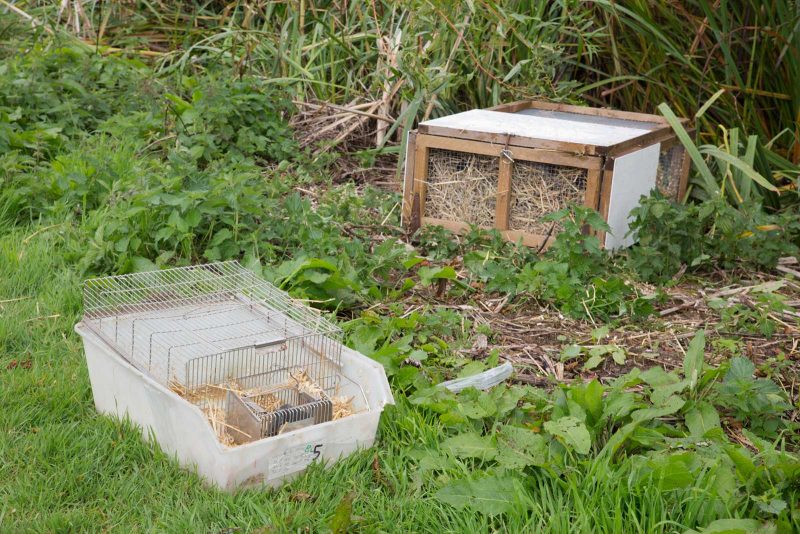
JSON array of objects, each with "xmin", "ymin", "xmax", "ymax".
[
  {"xmin": 596, "ymin": 158, "xmax": 616, "ymax": 248},
  {"xmin": 414, "ymin": 134, "xmax": 602, "ymax": 170},
  {"xmin": 406, "ymin": 102, "xmax": 694, "ymax": 251},
  {"xmin": 412, "ymin": 140, "xmax": 429, "ymax": 232},
  {"xmin": 422, "ymin": 217, "xmax": 553, "ymax": 249},
  {"xmin": 488, "ymin": 99, "xmax": 671, "ymax": 126},
  {"xmin": 419, "ymin": 122, "xmax": 597, "ymax": 156},
  {"xmin": 406, "ymin": 132, "xmax": 605, "ymax": 248},
  {"xmin": 496, "ymin": 157, "xmax": 513, "ymax": 230},
  {"xmin": 401, "ymin": 131, "xmax": 417, "ymax": 225}
]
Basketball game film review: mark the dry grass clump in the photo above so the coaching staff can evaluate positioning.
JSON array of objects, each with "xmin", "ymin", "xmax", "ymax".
[
  {"xmin": 332, "ymin": 395, "xmax": 354, "ymax": 420},
  {"xmin": 171, "ymin": 381, "xmax": 230, "ymax": 404},
  {"xmin": 290, "ymin": 368, "xmax": 325, "ymax": 399},
  {"xmin": 201, "ymin": 404, "xmax": 236, "ymax": 446},
  {"xmin": 425, "ymin": 149, "xmax": 498, "ymax": 228},
  {"xmin": 509, "ymin": 161, "xmax": 587, "ymax": 235}
]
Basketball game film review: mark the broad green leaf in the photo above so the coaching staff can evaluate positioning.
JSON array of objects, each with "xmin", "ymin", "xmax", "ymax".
[
  {"xmin": 407, "ymin": 349, "xmax": 428, "ymax": 363},
  {"xmin": 651, "ymin": 378, "xmax": 689, "ymax": 406},
  {"xmin": 457, "ymin": 360, "xmax": 486, "ymax": 378},
  {"xmin": 416, "ymin": 451, "xmax": 458, "ymax": 476},
  {"xmin": 495, "ymin": 425, "xmax": 547, "ymax": 469},
  {"xmin": 417, "ymin": 265, "xmax": 457, "ymax": 286},
  {"xmin": 646, "ymin": 453, "xmax": 694, "ymax": 490},
  {"xmin": 711, "ymin": 463, "xmax": 738, "ymax": 506},
  {"xmin": 583, "ymin": 354, "xmax": 603, "ymax": 371},
  {"xmin": 493, "ymin": 386, "xmax": 526, "ymax": 418},
  {"xmin": 209, "ymin": 228, "xmax": 233, "ymax": 247},
  {"xmin": 348, "ymin": 324, "xmax": 383, "ymax": 355},
  {"xmin": 183, "ymin": 207, "xmax": 202, "ymax": 227},
  {"xmin": 167, "ymin": 210, "xmax": 188, "ymax": 233},
  {"xmin": 683, "ymin": 330, "xmax": 706, "ymax": 390},
  {"xmin": 458, "ymin": 390, "xmax": 497, "ymax": 420},
  {"xmin": 641, "ymin": 366, "xmax": 680, "ymax": 387},
  {"xmin": 753, "ymin": 496, "xmax": 786, "ymax": 515},
  {"xmin": 402, "ymin": 256, "xmax": 425, "ymax": 269},
  {"xmin": 435, "ymin": 475, "xmax": 520, "ymax": 516},
  {"xmin": 442, "ymin": 432, "xmax": 497, "ymax": 461},
  {"xmin": 631, "ymin": 395, "xmax": 685, "ymax": 423},
  {"xmin": 561, "ymin": 344, "xmax": 582, "ymax": 360},
  {"xmin": 725, "ymin": 357, "xmax": 755, "ymax": 382},
  {"xmin": 604, "ymin": 391, "xmax": 636, "ymax": 421},
  {"xmin": 685, "ymin": 402, "xmax": 721, "ymax": 439},
  {"xmin": 724, "ymin": 445, "xmax": 756, "ymax": 481},
  {"xmin": 591, "ymin": 325, "xmax": 610, "ymax": 341},
  {"xmin": 544, "ymin": 416, "xmax": 591, "ymax": 455},
  {"xmin": 129, "ymin": 256, "xmax": 157, "ymax": 273},
  {"xmin": 583, "ymin": 379, "xmax": 604, "ymax": 422}
]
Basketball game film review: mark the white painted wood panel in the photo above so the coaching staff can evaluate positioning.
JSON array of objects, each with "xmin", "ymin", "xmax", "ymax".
[{"xmin": 604, "ymin": 143, "xmax": 660, "ymax": 249}]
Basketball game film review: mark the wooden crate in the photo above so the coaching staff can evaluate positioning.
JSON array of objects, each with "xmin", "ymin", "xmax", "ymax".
[{"xmin": 402, "ymin": 100, "xmax": 691, "ymax": 249}]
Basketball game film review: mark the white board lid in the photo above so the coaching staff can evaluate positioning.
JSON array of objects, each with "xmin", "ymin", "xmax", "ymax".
[{"xmin": 420, "ymin": 109, "xmax": 657, "ymax": 147}]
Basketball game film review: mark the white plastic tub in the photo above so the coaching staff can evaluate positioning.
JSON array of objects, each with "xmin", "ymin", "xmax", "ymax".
[{"xmin": 75, "ymin": 322, "xmax": 394, "ymax": 490}]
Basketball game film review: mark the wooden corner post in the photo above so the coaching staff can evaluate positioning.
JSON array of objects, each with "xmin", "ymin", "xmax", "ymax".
[{"xmin": 495, "ymin": 154, "xmax": 513, "ymax": 231}]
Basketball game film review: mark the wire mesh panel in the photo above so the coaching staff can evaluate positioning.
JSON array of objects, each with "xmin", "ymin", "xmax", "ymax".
[
  {"xmin": 425, "ymin": 148, "xmax": 499, "ymax": 228},
  {"xmin": 509, "ymin": 161, "xmax": 588, "ymax": 235},
  {"xmin": 656, "ymin": 145, "xmax": 686, "ymax": 200},
  {"xmin": 82, "ymin": 262, "xmax": 342, "ymax": 390}
]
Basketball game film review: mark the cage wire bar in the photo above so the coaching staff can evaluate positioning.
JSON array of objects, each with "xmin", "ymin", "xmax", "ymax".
[{"xmin": 82, "ymin": 262, "xmax": 343, "ymax": 393}]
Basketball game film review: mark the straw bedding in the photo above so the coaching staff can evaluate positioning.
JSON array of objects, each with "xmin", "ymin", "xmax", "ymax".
[
  {"xmin": 172, "ymin": 368, "xmax": 355, "ymax": 446},
  {"xmin": 424, "ymin": 149, "xmax": 498, "ymax": 228},
  {"xmin": 509, "ymin": 160, "xmax": 587, "ymax": 235}
]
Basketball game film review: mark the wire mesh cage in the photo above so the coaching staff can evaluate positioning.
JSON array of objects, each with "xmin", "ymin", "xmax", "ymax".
[
  {"xmin": 81, "ymin": 261, "xmax": 365, "ymax": 445},
  {"xmin": 82, "ymin": 261, "xmax": 342, "ymax": 391}
]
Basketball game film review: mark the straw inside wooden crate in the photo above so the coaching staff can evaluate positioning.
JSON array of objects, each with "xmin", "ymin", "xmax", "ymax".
[
  {"xmin": 509, "ymin": 161, "xmax": 587, "ymax": 235},
  {"xmin": 425, "ymin": 149, "xmax": 498, "ymax": 228}
]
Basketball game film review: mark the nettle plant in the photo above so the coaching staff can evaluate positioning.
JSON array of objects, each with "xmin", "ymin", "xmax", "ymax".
[
  {"xmin": 627, "ymin": 195, "xmax": 800, "ymax": 283},
  {"xmin": 165, "ymin": 76, "xmax": 297, "ymax": 167},
  {"xmin": 462, "ymin": 205, "xmax": 655, "ymax": 321}
]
